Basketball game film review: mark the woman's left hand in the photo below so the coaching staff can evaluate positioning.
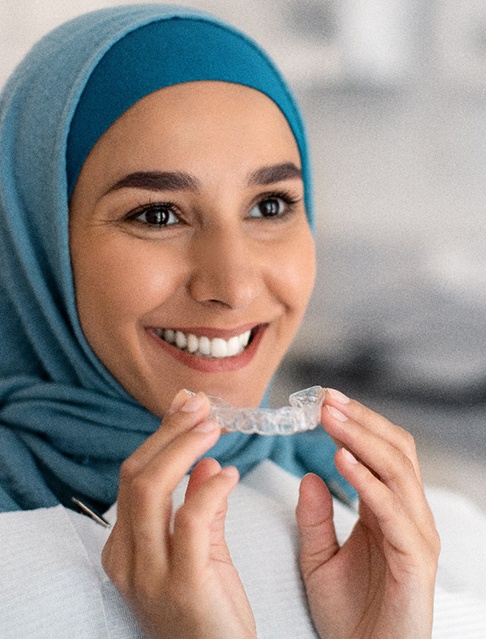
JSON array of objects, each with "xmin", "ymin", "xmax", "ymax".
[{"xmin": 296, "ymin": 389, "xmax": 440, "ymax": 639}]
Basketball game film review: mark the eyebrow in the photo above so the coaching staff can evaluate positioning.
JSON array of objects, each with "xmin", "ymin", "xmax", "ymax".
[
  {"xmin": 106, "ymin": 171, "xmax": 201, "ymax": 194},
  {"xmin": 105, "ymin": 162, "xmax": 302, "ymax": 195},
  {"xmin": 248, "ymin": 162, "xmax": 302, "ymax": 186}
]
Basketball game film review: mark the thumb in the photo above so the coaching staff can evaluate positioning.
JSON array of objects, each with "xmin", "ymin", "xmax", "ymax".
[{"xmin": 296, "ymin": 473, "xmax": 340, "ymax": 578}]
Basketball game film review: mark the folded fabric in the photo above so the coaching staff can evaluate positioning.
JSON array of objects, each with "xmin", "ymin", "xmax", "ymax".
[{"xmin": 0, "ymin": 462, "xmax": 484, "ymax": 638}]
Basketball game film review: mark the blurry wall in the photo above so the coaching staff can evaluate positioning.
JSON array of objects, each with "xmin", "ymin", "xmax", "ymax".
[{"xmin": 1, "ymin": 0, "xmax": 486, "ymax": 456}]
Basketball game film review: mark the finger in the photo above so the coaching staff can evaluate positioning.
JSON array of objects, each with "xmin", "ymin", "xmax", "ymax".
[
  {"xmin": 186, "ymin": 458, "xmax": 222, "ymax": 501},
  {"xmin": 296, "ymin": 473, "xmax": 340, "ymax": 580},
  {"xmin": 172, "ymin": 467, "xmax": 239, "ymax": 577},
  {"xmin": 118, "ymin": 405, "xmax": 222, "ymax": 582},
  {"xmin": 324, "ymin": 388, "xmax": 422, "ymax": 481},
  {"xmin": 101, "ymin": 517, "xmax": 143, "ymax": 599},
  {"xmin": 127, "ymin": 419, "xmax": 221, "ymax": 511},
  {"xmin": 122, "ymin": 422, "xmax": 222, "ymax": 588},
  {"xmin": 107, "ymin": 392, "xmax": 220, "ymax": 594},
  {"xmin": 335, "ymin": 448, "xmax": 440, "ymax": 579},
  {"xmin": 118, "ymin": 390, "xmax": 218, "ymax": 510},
  {"xmin": 322, "ymin": 406, "xmax": 435, "ymax": 536},
  {"xmin": 127, "ymin": 418, "xmax": 221, "ymax": 534},
  {"xmin": 125, "ymin": 390, "xmax": 212, "ymax": 473}
]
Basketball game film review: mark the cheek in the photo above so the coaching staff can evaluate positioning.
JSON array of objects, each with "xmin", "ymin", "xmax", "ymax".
[
  {"xmin": 72, "ymin": 239, "xmax": 185, "ymax": 333},
  {"xmin": 274, "ymin": 232, "xmax": 316, "ymax": 318}
]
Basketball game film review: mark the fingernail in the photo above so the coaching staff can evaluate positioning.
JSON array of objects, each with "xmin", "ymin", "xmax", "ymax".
[
  {"xmin": 327, "ymin": 388, "xmax": 350, "ymax": 404},
  {"xmin": 221, "ymin": 466, "xmax": 239, "ymax": 478},
  {"xmin": 341, "ymin": 448, "xmax": 358, "ymax": 464},
  {"xmin": 168, "ymin": 389, "xmax": 194, "ymax": 414},
  {"xmin": 193, "ymin": 418, "xmax": 219, "ymax": 433},
  {"xmin": 327, "ymin": 405, "xmax": 348, "ymax": 422},
  {"xmin": 181, "ymin": 391, "xmax": 206, "ymax": 413}
]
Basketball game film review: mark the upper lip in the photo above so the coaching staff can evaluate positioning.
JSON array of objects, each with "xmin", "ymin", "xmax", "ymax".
[{"xmin": 148, "ymin": 322, "xmax": 264, "ymax": 339}]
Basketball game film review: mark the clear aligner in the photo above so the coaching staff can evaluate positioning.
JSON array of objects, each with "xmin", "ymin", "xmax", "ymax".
[{"xmin": 208, "ymin": 386, "xmax": 325, "ymax": 436}]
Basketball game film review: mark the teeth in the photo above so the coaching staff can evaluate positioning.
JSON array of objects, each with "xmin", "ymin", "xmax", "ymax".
[
  {"xmin": 175, "ymin": 331, "xmax": 187, "ymax": 349},
  {"xmin": 227, "ymin": 336, "xmax": 241, "ymax": 357},
  {"xmin": 199, "ymin": 336, "xmax": 211, "ymax": 356},
  {"xmin": 186, "ymin": 333, "xmax": 199, "ymax": 353},
  {"xmin": 164, "ymin": 329, "xmax": 175, "ymax": 343},
  {"xmin": 240, "ymin": 330, "xmax": 251, "ymax": 347},
  {"xmin": 158, "ymin": 328, "xmax": 253, "ymax": 358},
  {"xmin": 211, "ymin": 338, "xmax": 228, "ymax": 358}
]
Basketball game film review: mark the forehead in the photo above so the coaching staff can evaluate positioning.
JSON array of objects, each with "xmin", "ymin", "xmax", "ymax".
[
  {"xmin": 79, "ymin": 81, "xmax": 301, "ymax": 184},
  {"xmin": 96, "ymin": 82, "xmax": 298, "ymax": 157}
]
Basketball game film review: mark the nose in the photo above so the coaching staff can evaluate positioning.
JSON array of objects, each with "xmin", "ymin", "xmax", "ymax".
[{"xmin": 187, "ymin": 226, "xmax": 263, "ymax": 310}]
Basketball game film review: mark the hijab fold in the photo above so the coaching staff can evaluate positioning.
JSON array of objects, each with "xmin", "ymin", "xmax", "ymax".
[{"xmin": 0, "ymin": 4, "xmax": 355, "ymax": 512}]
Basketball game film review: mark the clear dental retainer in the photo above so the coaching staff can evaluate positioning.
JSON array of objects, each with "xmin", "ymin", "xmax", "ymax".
[{"xmin": 208, "ymin": 386, "xmax": 325, "ymax": 435}]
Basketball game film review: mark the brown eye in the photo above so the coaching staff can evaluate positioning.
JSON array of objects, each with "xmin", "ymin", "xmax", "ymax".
[
  {"xmin": 131, "ymin": 204, "xmax": 178, "ymax": 226},
  {"xmin": 249, "ymin": 197, "xmax": 285, "ymax": 218},
  {"xmin": 260, "ymin": 198, "xmax": 282, "ymax": 217}
]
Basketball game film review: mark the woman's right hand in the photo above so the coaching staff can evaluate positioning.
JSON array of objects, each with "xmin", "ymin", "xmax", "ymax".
[{"xmin": 102, "ymin": 389, "xmax": 256, "ymax": 639}]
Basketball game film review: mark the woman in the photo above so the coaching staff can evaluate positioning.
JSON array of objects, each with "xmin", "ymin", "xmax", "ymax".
[{"xmin": 0, "ymin": 4, "xmax": 442, "ymax": 638}]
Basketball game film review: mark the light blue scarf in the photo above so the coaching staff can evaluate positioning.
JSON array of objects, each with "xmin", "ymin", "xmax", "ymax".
[{"xmin": 0, "ymin": 4, "xmax": 355, "ymax": 512}]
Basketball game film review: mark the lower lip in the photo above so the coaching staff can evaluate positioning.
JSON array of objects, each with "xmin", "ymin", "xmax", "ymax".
[{"xmin": 147, "ymin": 325, "xmax": 267, "ymax": 373}]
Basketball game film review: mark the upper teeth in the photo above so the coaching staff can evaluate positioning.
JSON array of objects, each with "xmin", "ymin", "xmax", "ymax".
[{"xmin": 156, "ymin": 328, "xmax": 252, "ymax": 358}]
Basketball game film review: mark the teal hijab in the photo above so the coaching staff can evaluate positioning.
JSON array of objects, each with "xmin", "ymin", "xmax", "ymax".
[{"xmin": 0, "ymin": 4, "xmax": 354, "ymax": 512}]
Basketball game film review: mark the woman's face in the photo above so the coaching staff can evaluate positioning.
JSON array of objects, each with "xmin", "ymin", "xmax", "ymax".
[{"xmin": 70, "ymin": 81, "xmax": 316, "ymax": 417}]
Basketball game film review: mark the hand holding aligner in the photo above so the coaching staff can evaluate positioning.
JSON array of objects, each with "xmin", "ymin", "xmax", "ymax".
[{"xmin": 208, "ymin": 386, "xmax": 325, "ymax": 435}]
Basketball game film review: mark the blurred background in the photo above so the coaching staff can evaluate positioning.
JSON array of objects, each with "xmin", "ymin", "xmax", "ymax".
[{"xmin": 1, "ymin": 0, "xmax": 485, "ymax": 510}]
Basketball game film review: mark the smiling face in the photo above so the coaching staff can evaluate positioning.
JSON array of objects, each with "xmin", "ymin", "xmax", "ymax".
[{"xmin": 69, "ymin": 81, "xmax": 316, "ymax": 418}]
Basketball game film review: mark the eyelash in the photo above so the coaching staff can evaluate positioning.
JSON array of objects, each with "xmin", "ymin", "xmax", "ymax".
[
  {"xmin": 124, "ymin": 201, "xmax": 180, "ymax": 227},
  {"xmin": 249, "ymin": 190, "xmax": 302, "ymax": 222},
  {"xmin": 123, "ymin": 190, "xmax": 303, "ymax": 229}
]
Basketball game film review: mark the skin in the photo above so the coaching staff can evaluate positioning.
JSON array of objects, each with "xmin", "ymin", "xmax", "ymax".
[
  {"xmin": 69, "ymin": 81, "xmax": 439, "ymax": 639},
  {"xmin": 298, "ymin": 389, "xmax": 439, "ymax": 639},
  {"xmin": 70, "ymin": 81, "xmax": 315, "ymax": 416}
]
